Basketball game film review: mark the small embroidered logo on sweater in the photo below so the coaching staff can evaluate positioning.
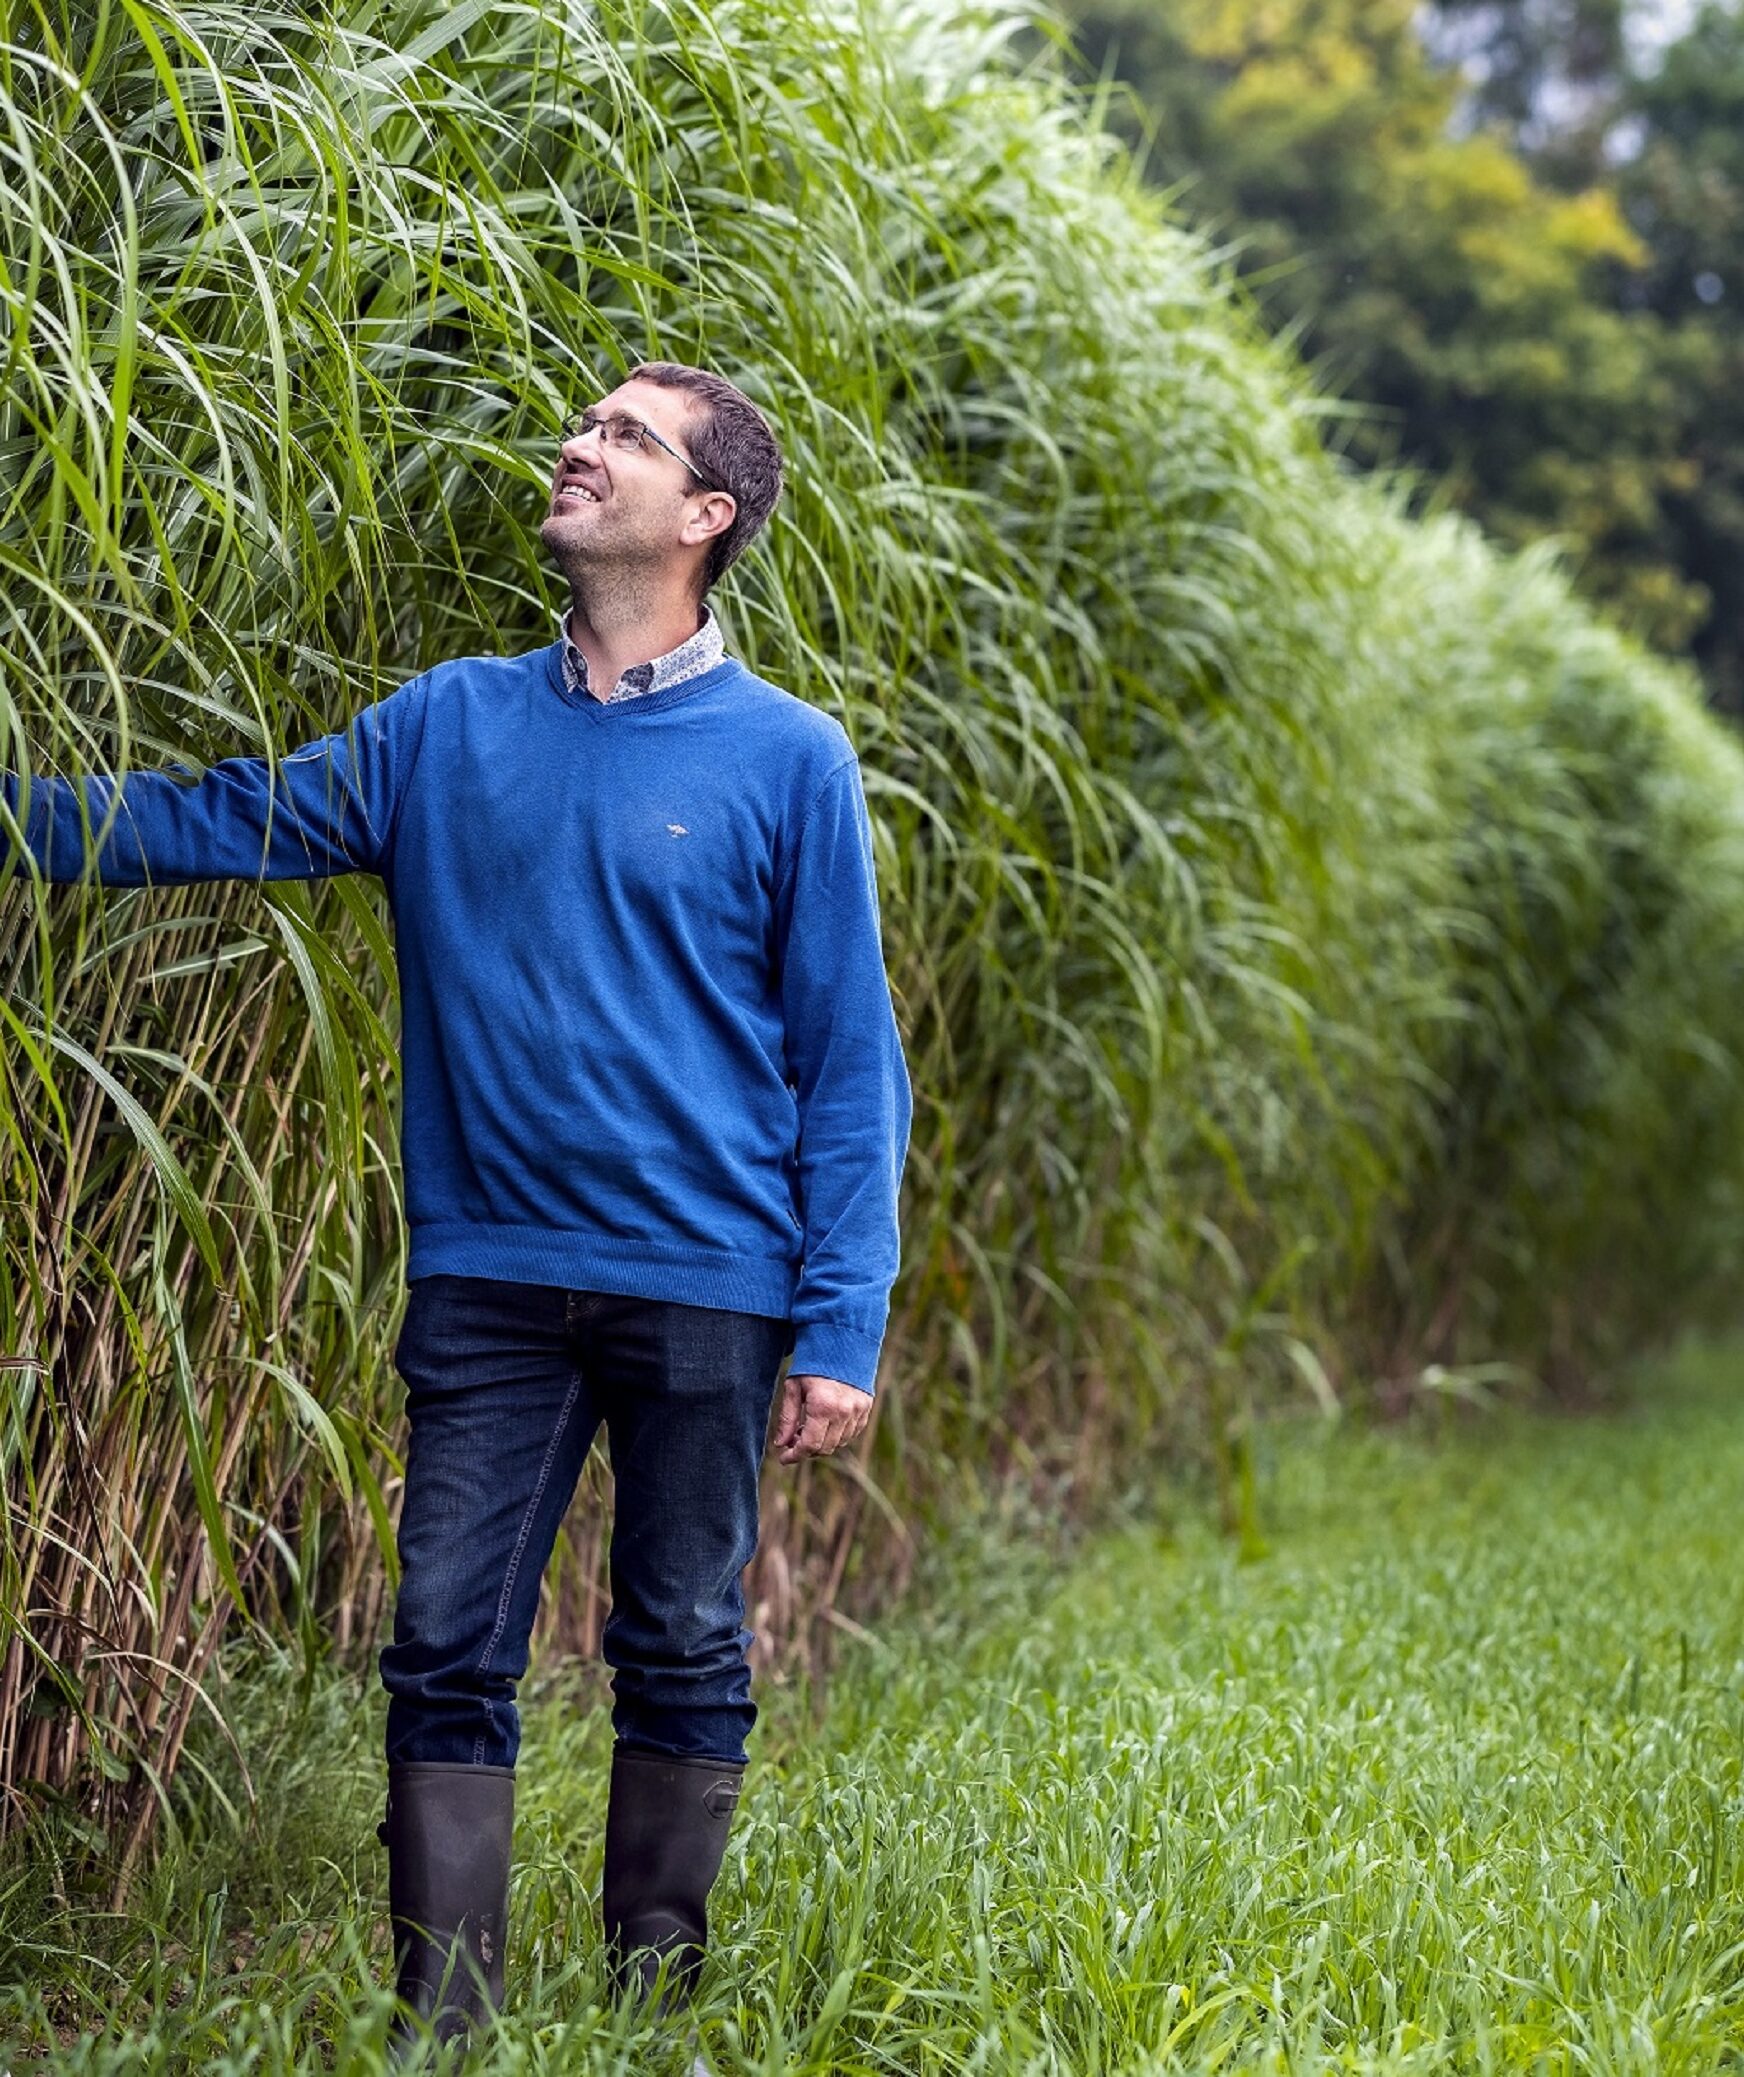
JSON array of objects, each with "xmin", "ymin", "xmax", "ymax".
[{"xmin": 667, "ymin": 823, "xmax": 689, "ymax": 837}]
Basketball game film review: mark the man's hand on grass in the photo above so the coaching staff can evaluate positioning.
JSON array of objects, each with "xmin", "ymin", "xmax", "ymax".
[{"xmin": 773, "ymin": 1372, "xmax": 872, "ymax": 1464}]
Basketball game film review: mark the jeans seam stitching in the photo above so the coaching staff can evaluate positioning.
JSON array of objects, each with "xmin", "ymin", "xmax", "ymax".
[{"xmin": 471, "ymin": 1364, "xmax": 583, "ymax": 1766}]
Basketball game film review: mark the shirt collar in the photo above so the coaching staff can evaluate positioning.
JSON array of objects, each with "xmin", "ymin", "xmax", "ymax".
[{"xmin": 554, "ymin": 600, "xmax": 725, "ymax": 704}]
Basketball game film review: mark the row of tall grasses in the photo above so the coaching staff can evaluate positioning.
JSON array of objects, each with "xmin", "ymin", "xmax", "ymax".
[{"xmin": 2, "ymin": 0, "xmax": 1742, "ymax": 1858}]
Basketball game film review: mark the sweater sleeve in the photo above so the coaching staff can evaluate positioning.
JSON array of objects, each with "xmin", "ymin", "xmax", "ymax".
[
  {"xmin": 0, "ymin": 675, "xmax": 429, "ymax": 887},
  {"xmin": 775, "ymin": 754, "xmax": 913, "ymax": 1396}
]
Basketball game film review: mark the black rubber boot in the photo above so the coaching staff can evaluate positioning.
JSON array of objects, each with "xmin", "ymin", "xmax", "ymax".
[
  {"xmin": 378, "ymin": 1761, "xmax": 515, "ymax": 2061},
  {"xmin": 601, "ymin": 1743, "xmax": 746, "ymax": 2013}
]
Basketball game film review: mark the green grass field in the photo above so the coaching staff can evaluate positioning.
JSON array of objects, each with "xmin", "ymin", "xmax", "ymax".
[{"xmin": 5, "ymin": 1343, "xmax": 1741, "ymax": 2074}]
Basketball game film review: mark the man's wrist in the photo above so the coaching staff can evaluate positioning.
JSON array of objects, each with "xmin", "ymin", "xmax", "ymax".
[{"xmin": 787, "ymin": 1321, "xmax": 883, "ymax": 1395}]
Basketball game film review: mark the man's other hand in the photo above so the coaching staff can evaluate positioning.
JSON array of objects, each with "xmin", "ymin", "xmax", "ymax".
[{"xmin": 772, "ymin": 1372, "xmax": 871, "ymax": 1463}]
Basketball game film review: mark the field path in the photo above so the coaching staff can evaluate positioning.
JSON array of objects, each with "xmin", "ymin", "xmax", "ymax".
[{"xmin": 668, "ymin": 1340, "xmax": 1744, "ymax": 2073}]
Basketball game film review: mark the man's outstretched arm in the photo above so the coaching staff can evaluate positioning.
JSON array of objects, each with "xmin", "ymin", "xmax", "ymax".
[
  {"xmin": 0, "ymin": 673, "xmax": 431, "ymax": 887},
  {"xmin": 770, "ymin": 751, "xmax": 913, "ymax": 1460}
]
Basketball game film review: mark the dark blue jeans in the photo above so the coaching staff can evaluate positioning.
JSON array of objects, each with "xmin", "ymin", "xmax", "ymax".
[{"xmin": 379, "ymin": 1275, "xmax": 792, "ymax": 1772}]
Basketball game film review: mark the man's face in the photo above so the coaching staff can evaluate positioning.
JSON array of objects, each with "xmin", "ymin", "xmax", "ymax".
[{"xmin": 538, "ymin": 379, "xmax": 727, "ymax": 584}]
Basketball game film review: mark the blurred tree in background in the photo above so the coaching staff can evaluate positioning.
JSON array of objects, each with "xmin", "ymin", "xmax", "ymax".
[
  {"xmin": 1050, "ymin": 0, "xmax": 1744, "ymax": 715},
  {"xmin": 1612, "ymin": 4, "xmax": 1744, "ymax": 716},
  {"xmin": 1427, "ymin": 0, "xmax": 1628, "ymax": 179}
]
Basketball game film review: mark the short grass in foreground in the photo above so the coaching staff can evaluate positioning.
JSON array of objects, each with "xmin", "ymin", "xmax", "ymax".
[{"xmin": 3, "ymin": 1341, "xmax": 1741, "ymax": 2073}]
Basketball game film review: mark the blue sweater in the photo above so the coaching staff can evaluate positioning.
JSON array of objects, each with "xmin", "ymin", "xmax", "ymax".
[{"xmin": 2, "ymin": 644, "xmax": 914, "ymax": 1393}]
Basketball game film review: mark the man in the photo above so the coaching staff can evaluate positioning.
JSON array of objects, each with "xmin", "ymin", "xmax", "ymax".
[{"xmin": 2, "ymin": 362, "xmax": 913, "ymax": 2056}]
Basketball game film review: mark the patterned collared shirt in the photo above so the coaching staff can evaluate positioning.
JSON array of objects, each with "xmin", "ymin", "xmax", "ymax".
[{"xmin": 555, "ymin": 601, "xmax": 724, "ymax": 703}]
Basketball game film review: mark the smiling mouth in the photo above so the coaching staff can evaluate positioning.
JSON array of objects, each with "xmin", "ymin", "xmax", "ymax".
[{"xmin": 554, "ymin": 483, "xmax": 602, "ymax": 506}]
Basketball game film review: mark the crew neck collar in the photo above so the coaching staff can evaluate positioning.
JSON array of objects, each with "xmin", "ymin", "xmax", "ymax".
[{"xmin": 542, "ymin": 641, "xmax": 739, "ymax": 718}]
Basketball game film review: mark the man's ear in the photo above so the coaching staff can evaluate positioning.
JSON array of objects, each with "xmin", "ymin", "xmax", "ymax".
[{"xmin": 684, "ymin": 489, "xmax": 736, "ymax": 549}]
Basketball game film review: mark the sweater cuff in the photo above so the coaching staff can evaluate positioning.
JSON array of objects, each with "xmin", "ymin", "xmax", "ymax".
[{"xmin": 787, "ymin": 1322, "xmax": 885, "ymax": 1396}]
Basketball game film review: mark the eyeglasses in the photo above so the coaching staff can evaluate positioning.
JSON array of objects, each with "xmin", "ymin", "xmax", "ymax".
[{"xmin": 560, "ymin": 408, "xmax": 721, "ymax": 493}]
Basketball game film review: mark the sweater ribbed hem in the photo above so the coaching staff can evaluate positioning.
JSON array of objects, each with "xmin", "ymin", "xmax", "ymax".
[{"xmin": 407, "ymin": 1221, "xmax": 799, "ymax": 1320}]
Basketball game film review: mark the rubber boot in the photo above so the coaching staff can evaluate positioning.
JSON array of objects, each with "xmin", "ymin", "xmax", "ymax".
[
  {"xmin": 601, "ymin": 1743, "xmax": 746, "ymax": 2014},
  {"xmin": 378, "ymin": 1761, "xmax": 515, "ymax": 2062}
]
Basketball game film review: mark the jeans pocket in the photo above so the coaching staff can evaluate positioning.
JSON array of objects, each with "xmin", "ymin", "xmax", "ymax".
[
  {"xmin": 391, "ymin": 1286, "xmax": 422, "ymax": 1380},
  {"xmin": 393, "ymin": 1277, "xmax": 456, "ymax": 1387}
]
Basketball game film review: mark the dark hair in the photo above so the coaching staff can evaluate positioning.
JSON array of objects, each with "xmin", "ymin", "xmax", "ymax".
[{"xmin": 625, "ymin": 360, "xmax": 784, "ymax": 598}]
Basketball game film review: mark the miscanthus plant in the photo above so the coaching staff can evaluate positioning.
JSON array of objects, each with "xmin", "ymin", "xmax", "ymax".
[{"xmin": 0, "ymin": 0, "xmax": 1741, "ymax": 1856}]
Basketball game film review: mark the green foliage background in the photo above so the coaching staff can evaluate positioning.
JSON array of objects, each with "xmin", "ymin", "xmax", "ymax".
[
  {"xmin": 1057, "ymin": 0, "xmax": 1744, "ymax": 715},
  {"xmin": 1, "ymin": 0, "xmax": 1742, "ymax": 1846}
]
